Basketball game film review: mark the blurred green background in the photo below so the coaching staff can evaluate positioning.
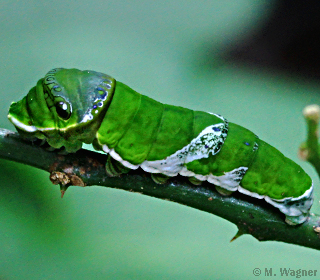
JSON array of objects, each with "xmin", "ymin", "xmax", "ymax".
[{"xmin": 1, "ymin": 0, "xmax": 320, "ymax": 279}]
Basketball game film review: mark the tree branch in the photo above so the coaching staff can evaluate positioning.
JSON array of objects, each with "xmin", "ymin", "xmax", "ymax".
[{"xmin": 1, "ymin": 128, "xmax": 320, "ymax": 250}]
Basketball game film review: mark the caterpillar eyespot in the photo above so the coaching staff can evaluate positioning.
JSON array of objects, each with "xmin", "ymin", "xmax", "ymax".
[
  {"xmin": 55, "ymin": 99, "xmax": 72, "ymax": 120},
  {"xmin": 7, "ymin": 68, "xmax": 313, "ymax": 225}
]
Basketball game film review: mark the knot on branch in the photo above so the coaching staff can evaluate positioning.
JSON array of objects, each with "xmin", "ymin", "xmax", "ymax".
[{"xmin": 50, "ymin": 171, "xmax": 85, "ymax": 187}]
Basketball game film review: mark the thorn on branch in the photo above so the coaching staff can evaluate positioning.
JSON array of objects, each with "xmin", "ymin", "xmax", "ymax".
[{"xmin": 50, "ymin": 171, "xmax": 86, "ymax": 198}]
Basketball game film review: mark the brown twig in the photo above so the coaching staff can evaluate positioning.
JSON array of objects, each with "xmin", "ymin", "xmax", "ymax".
[{"xmin": 0, "ymin": 128, "xmax": 320, "ymax": 250}]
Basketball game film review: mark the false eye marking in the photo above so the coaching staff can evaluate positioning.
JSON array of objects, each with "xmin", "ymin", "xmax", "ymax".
[
  {"xmin": 53, "ymin": 96, "xmax": 72, "ymax": 120},
  {"xmin": 43, "ymin": 68, "xmax": 65, "ymax": 101},
  {"xmin": 81, "ymin": 78, "xmax": 114, "ymax": 123},
  {"xmin": 52, "ymin": 85, "xmax": 62, "ymax": 92},
  {"xmin": 42, "ymin": 68, "xmax": 116, "ymax": 124},
  {"xmin": 42, "ymin": 69, "xmax": 72, "ymax": 120},
  {"xmin": 43, "ymin": 68, "xmax": 62, "ymax": 91},
  {"xmin": 55, "ymin": 100, "xmax": 72, "ymax": 120}
]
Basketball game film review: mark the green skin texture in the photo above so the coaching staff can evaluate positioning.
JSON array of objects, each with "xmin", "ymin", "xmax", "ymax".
[
  {"xmin": 8, "ymin": 68, "xmax": 313, "ymax": 225},
  {"xmin": 97, "ymin": 82, "xmax": 228, "ymax": 163}
]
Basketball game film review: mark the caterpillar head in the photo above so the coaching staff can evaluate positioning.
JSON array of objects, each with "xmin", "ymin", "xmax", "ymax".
[{"xmin": 8, "ymin": 68, "xmax": 115, "ymax": 152}]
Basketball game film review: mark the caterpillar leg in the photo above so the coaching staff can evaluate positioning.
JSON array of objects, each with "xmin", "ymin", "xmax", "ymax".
[
  {"xmin": 188, "ymin": 177, "xmax": 203, "ymax": 185},
  {"xmin": 92, "ymin": 138, "xmax": 103, "ymax": 151},
  {"xmin": 285, "ymin": 214, "xmax": 308, "ymax": 226},
  {"xmin": 105, "ymin": 154, "xmax": 130, "ymax": 177},
  {"xmin": 215, "ymin": 186, "xmax": 234, "ymax": 196},
  {"xmin": 151, "ymin": 173, "xmax": 170, "ymax": 184}
]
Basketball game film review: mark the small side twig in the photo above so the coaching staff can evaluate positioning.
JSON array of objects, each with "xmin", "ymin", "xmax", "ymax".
[{"xmin": 300, "ymin": 105, "xmax": 320, "ymax": 174}]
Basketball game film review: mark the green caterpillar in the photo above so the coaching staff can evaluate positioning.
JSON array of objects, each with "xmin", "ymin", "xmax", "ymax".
[{"xmin": 8, "ymin": 68, "xmax": 313, "ymax": 225}]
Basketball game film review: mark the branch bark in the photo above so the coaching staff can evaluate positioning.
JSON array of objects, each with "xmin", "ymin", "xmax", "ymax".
[{"xmin": 1, "ymin": 128, "xmax": 320, "ymax": 250}]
